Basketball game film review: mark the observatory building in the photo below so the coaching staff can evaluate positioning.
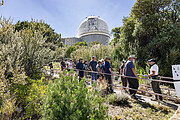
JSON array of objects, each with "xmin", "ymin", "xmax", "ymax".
[{"xmin": 62, "ymin": 16, "xmax": 110, "ymax": 46}]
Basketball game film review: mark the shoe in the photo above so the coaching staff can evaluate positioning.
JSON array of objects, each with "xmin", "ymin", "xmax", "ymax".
[
  {"xmin": 151, "ymin": 98, "xmax": 157, "ymax": 101},
  {"xmin": 124, "ymin": 90, "xmax": 128, "ymax": 94},
  {"xmin": 131, "ymin": 94, "xmax": 138, "ymax": 100}
]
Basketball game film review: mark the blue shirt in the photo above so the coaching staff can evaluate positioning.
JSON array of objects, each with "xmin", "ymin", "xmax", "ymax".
[
  {"xmin": 105, "ymin": 61, "xmax": 111, "ymax": 74},
  {"xmin": 89, "ymin": 60, "xmax": 97, "ymax": 71},
  {"xmin": 125, "ymin": 60, "xmax": 135, "ymax": 77}
]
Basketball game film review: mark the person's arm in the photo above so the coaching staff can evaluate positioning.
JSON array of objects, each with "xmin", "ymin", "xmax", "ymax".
[
  {"xmin": 97, "ymin": 67, "xmax": 102, "ymax": 74},
  {"xmin": 148, "ymin": 71, "xmax": 155, "ymax": 77},
  {"xmin": 67, "ymin": 63, "xmax": 69, "ymax": 68},
  {"xmin": 76, "ymin": 63, "xmax": 79, "ymax": 70},
  {"xmin": 120, "ymin": 68, "xmax": 123, "ymax": 75},
  {"xmin": 89, "ymin": 62, "xmax": 93, "ymax": 71},
  {"xmin": 109, "ymin": 68, "xmax": 113, "ymax": 74},
  {"xmin": 131, "ymin": 68, "xmax": 138, "ymax": 77},
  {"xmin": 89, "ymin": 66, "xmax": 93, "ymax": 71},
  {"xmin": 122, "ymin": 68, "xmax": 125, "ymax": 78}
]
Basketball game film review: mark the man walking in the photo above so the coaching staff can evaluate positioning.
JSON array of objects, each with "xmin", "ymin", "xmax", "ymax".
[
  {"xmin": 125, "ymin": 55, "xmax": 139, "ymax": 99},
  {"xmin": 89, "ymin": 56, "xmax": 97, "ymax": 84},
  {"xmin": 104, "ymin": 57, "xmax": 114, "ymax": 93},
  {"xmin": 76, "ymin": 58, "xmax": 84, "ymax": 81},
  {"xmin": 145, "ymin": 59, "xmax": 162, "ymax": 101}
]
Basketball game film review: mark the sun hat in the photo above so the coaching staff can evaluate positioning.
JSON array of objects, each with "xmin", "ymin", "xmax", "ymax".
[
  {"xmin": 148, "ymin": 59, "xmax": 156, "ymax": 63},
  {"xmin": 98, "ymin": 60, "xmax": 102, "ymax": 63},
  {"xmin": 128, "ymin": 55, "xmax": 137, "ymax": 59},
  {"xmin": 122, "ymin": 60, "xmax": 126, "ymax": 63}
]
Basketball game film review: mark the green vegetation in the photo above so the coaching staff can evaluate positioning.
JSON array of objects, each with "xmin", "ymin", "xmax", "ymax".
[
  {"xmin": 42, "ymin": 71, "xmax": 108, "ymax": 120},
  {"xmin": 70, "ymin": 44, "xmax": 114, "ymax": 64},
  {"xmin": 0, "ymin": 0, "xmax": 179, "ymax": 119},
  {"xmin": 110, "ymin": 0, "xmax": 180, "ymax": 76}
]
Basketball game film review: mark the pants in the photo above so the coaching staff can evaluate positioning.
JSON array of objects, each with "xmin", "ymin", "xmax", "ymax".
[
  {"xmin": 105, "ymin": 75, "xmax": 113, "ymax": 93},
  {"xmin": 127, "ymin": 78, "xmax": 139, "ymax": 95},
  {"xmin": 91, "ymin": 73, "xmax": 97, "ymax": 84},
  {"xmin": 84, "ymin": 70, "xmax": 88, "ymax": 78},
  {"xmin": 151, "ymin": 76, "xmax": 162, "ymax": 100},
  {"xmin": 121, "ymin": 76, "xmax": 127, "ymax": 87},
  {"xmin": 97, "ymin": 74, "xmax": 100, "ymax": 79},
  {"xmin": 79, "ymin": 71, "xmax": 84, "ymax": 82}
]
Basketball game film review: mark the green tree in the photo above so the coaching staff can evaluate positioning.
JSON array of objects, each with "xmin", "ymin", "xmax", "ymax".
[
  {"xmin": 90, "ymin": 41, "xmax": 101, "ymax": 46},
  {"xmin": 64, "ymin": 41, "xmax": 89, "ymax": 58},
  {"xmin": 14, "ymin": 19, "xmax": 61, "ymax": 43},
  {"xmin": 112, "ymin": 0, "xmax": 180, "ymax": 76},
  {"xmin": 110, "ymin": 27, "xmax": 121, "ymax": 46}
]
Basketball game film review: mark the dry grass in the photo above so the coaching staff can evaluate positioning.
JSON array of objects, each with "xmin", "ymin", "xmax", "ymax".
[{"xmin": 107, "ymin": 98, "xmax": 175, "ymax": 120}]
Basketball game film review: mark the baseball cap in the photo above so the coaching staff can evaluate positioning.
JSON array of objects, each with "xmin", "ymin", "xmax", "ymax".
[
  {"xmin": 105, "ymin": 56, "xmax": 111, "ymax": 60},
  {"xmin": 92, "ymin": 56, "xmax": 96, "ymax": 59}
]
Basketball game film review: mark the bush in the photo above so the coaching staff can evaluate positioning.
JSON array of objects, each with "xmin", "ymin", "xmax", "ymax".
[
  {"xmin": 42, "ymin": 70, "xmax": 108, "ymax": 120},
  {"xmin": 11, "ymin": 77, "xmax": 48, "ymax": 119},
  {"xmin": 0, "ymin": 17, "xmax": 55, "ymax": 78},
  {"xmin": 107, "ymin": 92, "xmax": 129, "ymax": 105},
  {"xmin": 70, "ymin": 44, "xmax": 114, "ymax": 63}
]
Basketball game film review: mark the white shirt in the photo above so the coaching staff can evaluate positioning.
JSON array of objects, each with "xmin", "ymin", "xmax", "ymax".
[
  {"xmin": 150, "ymin": 64, "xmax": 159, "ymax": 75},
  {"xmin": 68, "ymin": 62, "xmax": 73, "ymax": 69}
]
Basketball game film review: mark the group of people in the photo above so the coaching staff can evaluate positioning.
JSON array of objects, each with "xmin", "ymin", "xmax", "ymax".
[
  {"xmin": 76, "ymin": 56, "xmax": 114, "ymax": 93},
  {"xmin": 61, "ymin": 59, "xmax": 74, "ymax": 71},
  {"xmin": 119, "ymin": 55, "xmax": 162, "ymax": 100},
  {"xmin": 60, "ymin": 54, "xmax": 162, "ymax": 100}
]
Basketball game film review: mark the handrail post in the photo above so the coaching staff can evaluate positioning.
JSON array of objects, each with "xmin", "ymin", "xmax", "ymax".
[
  {"xmin": 168, "ymin": 89, "xmax": 170, "ymax": 96},
  {"xmin": 157, "ymin": 95, "xmax": 160, "ymax": 104}
]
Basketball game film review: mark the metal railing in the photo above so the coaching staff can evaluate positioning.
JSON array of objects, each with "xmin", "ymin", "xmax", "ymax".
[{"xmin": 43, "ymin": 68, "xmax": 180, "ymax": 103}]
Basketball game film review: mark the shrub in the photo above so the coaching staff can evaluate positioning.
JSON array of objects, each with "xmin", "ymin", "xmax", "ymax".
[
  {"xmin": 42, "ymin": 70, "xmax": 108, "ymax": 120},
  {"xmin": 0, "ymin": 17, "xmax": 55, "ymax": 78},
  {"xmin": 11, "ymin": 77, "xmax": 48, "ymax": 119},
  {"xmin": 107, "ymin": 92, "xmax": 129, "ymax": 105},
  {"xmin": 70, "ymin": 44, "xmax": 114, "ymax": 63}
]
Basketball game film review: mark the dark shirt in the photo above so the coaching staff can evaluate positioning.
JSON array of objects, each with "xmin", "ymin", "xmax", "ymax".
[
  {"xmin": 105, "ymin": 61, "xmax": 111, "ymax": 74},
  {"xmin": 76, "ymin": 62, "xmax": 84, "ymax": 77},
  {"xmin": 100, "ymin": 64, "xmax": 105, "ymax": 73},
  {"xmin": 61, "ymin": 62, "xmax": 66, "ymax": 68},
  {"xmin": 96, "ymin": 65, "xmax": 101, "ymax": 75},
  {"xmin": 119, "ymin": 65, "xmax": 124, "ymax": 74},
  {"xmin": 125, "ymin": 60, "xmax": 135, "ymax": 77},
  {"xmin": 89, "ymin": 60, "xmax": 97, "ymax": 71}
]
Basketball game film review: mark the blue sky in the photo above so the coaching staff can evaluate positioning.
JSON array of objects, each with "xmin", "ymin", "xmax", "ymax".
[{"xmin": 0, "ymin": 0, "xmax": 136, "ymax": 38}]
